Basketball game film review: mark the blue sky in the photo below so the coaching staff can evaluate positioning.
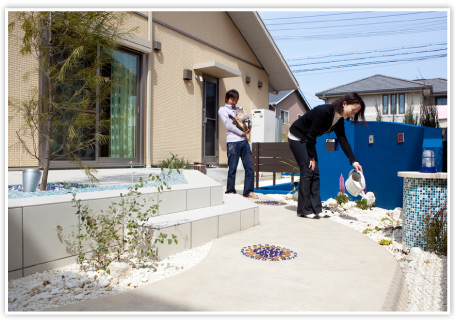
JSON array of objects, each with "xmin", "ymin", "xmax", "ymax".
[{"xmin": 259, "ymin": 10, "xmax": 448, "ymax": 108}]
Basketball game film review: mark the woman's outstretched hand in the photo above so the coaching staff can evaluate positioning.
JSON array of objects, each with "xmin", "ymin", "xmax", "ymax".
[
  {"xmin": 309, "ymin": 160, "xmax": 316, "ymax": 171},
  {"xmin": 354, "ymin": 163, "xmax": 363, "ymax": 173}
]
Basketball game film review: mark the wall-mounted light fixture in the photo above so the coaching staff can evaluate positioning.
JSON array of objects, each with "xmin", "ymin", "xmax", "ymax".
[
  {"xmin": 369, "ymin": 135, "xmax": 374, "ymax": 144},
  {"xmin": 153, "ymin": 41, "xmax": 161, "ymax": 51},
  {"xmin": 258, "ymin": 81, "xmax": 263, "ymax": 88},
  {"xmin": 246, "ymin": 76, "xmax": 251, "ymax": 83},
  {"xmin": 183, "ymin": 69, "xmax": 192, "ymax": 81}
]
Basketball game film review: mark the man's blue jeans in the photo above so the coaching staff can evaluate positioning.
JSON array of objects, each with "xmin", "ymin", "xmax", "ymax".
[{"xmin": 226, "ymin": 141, "xmax": 254, "ymax": 197}]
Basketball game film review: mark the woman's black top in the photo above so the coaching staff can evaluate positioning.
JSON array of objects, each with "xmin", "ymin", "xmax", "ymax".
[{"xmin": 289, "ymin": 104, "xmax": 357, "ymax": 165}]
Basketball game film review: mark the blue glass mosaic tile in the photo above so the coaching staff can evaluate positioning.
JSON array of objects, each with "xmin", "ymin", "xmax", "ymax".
[
  {"xmin": 8, "ymin": 169, "xmax": 187, "ymax": 199},
  {"xmin": 402, "ymin": 177, "xmax": 447, "ymax": 249},
  {"xmin": 241, "ymin": 244, "xmax": 297, "ymax": 261}
]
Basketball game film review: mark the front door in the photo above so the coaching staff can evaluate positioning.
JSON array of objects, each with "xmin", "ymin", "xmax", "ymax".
[{"xmin": 202, "ymin": 76, "xmax": 218, "ymax": 165}]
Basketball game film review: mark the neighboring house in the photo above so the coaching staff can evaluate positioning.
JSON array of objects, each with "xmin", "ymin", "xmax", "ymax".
[
  {"xmin": 415, "ymin": 78, "xmax": 448, "ymax": 129},
  {"xmin": 8, "ymin": 11, "xmax": 298, "ymax": 169},
  {"xmin": 269, "ymin": 89, "xmax": 310, "ymax": 125},
  {"xmin": 315, "ymin": 74, "xmax": 447, "ymax": 128}
]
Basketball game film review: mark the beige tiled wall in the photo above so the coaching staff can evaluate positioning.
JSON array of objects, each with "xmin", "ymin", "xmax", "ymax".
[
  {"xmin": 121, "ymin": 11, "xmax": 149, "ymax": 39},
  {"xmin": 8, "ymin": 11, "xmax": 269, "ymax": 168},
  {"xmin": 8, "ymin": 12, "xmax": 40, "ymax": 167},
  {"xmin": 151, "ymin": 11, "xmax": 269, "ymax": 165}
]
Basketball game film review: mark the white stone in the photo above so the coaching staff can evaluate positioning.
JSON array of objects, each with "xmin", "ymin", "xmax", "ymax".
[
  {"xmin": 65, "ymin": 279, "xmax": 82, "ymax": 289},
  {"xmin": 96, "ymin": 278, "xmax": 110, "ymax": 288},
  {"xmin": 108, "ymin": 262, "xmax": 132, "ymax": 280},
  {"xmin": 74, "ymin": 294, "xmax": 84, "ymax": 300},
  {"xmin": 86, "ymin": 271, "xmax": 99, "ymax": 281},
  {"xmin": 364, "ymin": 192, "xmax": 376, "ymax": 205},
  {"xmin": 51, "ymin": 288, "xmax": 61, "ymax": 295},
  {"xmin": 325, "ymin": 198, "xmax": 338, "ymax": 207},
  {"xmin": 409, "ymin": 247, "xmax": 424, "ymax": 258},
  {"xmin": 393, "ymin": 207, "xmax": 403, "ymax": 220},
  {"xmin": 343, "ymin": 201, "xmax": 357, "ymax": 209}
]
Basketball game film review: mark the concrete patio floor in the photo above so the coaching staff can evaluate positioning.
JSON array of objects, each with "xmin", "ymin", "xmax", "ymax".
[
  {"xmin": 9, "ymin": 167, "xmax": 408, "ymax": 312},
  {"xmin": 50, "ymin": 192, "xmax": 407, "ymax": 313}
]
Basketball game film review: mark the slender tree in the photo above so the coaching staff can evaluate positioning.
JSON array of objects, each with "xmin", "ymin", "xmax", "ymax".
[
  {"xmin": 403, "ymin": 104, "xmax": 419, "ymax": 125},
  {"xmin": 9, "ymin": 11, "xmax": 132, "ymax": 190},
  {"xmin": 419, "ymin": 87, "xmax": 440, "ymax": 128},
  {"xmin": 374, "ymin": 102, "xmax": 382, "ymax": 121}
]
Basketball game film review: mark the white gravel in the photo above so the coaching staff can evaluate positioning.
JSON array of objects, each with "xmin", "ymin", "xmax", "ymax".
[
  {"xmin": 8, "ymin": 193, "xmax": 447, "ymax": 313},
  {"xmin": 8, "ymin": 241, "xmax": 213, "ymax": 312}
]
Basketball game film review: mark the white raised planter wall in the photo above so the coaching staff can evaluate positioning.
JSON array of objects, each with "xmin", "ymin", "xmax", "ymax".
[{"xmin": 8, "ymin": 170, "xmax": 258, "ymax": 280}]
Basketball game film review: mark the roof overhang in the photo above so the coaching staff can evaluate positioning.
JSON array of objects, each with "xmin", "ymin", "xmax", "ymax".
[
  {"xmin": 316, "ymin": 87, "xmax": 426, "ymax": 99},
  {"xmin": 227, "ymin": 11, "xmax": 299, "ymax": 93},
  {"xmin": 194, "ymin": 61, "xmax": 241, "ymax": 78}
]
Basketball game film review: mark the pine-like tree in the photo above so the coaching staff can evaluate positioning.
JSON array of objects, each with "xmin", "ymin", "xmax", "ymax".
[{"xmin": 9, "ymin": 11, "xmax": 133, "ymax": 190}]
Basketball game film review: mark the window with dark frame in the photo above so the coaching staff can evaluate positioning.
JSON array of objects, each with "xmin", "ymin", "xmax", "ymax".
[
  {"xmin": 47, "ymin": 46, "xmax": 144, "ymax": 166},
  {"xmin": 391, "ymin": 94, "xmax": 397, "ymax": 115},
  {"xmin": 280, "ymin": 110, "xmax": 289, "ymax": 124},
  {"xmin": 100, "ymin": 49, "xmax": 140, "ymax": 159},
  {"xmin": 436, "ymin": 97, "xmax": 447, "ymax": 105},
  {"xmin": 382, "ymin": 95, "xmax": 389, "ymax": 115},
  {"xmin": 399, "ymin": 94, "xmax": 406, "ymax": 114}
]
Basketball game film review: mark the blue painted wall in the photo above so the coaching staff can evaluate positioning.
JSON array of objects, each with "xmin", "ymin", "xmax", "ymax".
[{"xmin": 317, "ymin": 121, "xmax": 442, "ymax": 210}]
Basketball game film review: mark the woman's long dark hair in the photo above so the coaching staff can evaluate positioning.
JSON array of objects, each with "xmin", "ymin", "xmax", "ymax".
[{"xmin": 333, "ymin": 92, "xmax": 366, "ymax": 124}]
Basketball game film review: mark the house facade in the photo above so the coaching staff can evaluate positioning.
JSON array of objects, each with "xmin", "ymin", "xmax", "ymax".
[
  {"xmin": 269, "ymin": 89, "xmax": 310, "ymax": 141},
  {"xmin": 8, "ymin": 11, "xmax": 298, "ymax": 169},
  {"xmin": 269, "ymin": 89, "xmax": 310, "ymax": 124},
  {"xmin": 315, "ymin": 74, "xmax": 447, "ymax": 126}
]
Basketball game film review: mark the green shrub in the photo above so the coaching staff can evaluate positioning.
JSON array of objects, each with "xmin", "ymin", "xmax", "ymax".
[
  {"xmin": 423, "ymin": 203, "xmax": 447, "ymax": 256},
  {"xmin": 159, "ymin": 153, "xmax": 191, "ymax": 170},
  {"xmin": 335, "ymin": 194, "xmax": 350, "ymax": 205},
  {"xmin": 381, "ymin": 217, "xmax": 393, "ymax": 224},
  {"xmin": 379, "ymin": 239, "xmax": 392, "ymax": 246},
  {"xmin": 374, "ymin": 102, "xmax": 382, "ymax": 121},
  {"xmin": 419, "ymin": 103, "xmax": 440, "ymax": 128},
  {"xmin": 57, "ymin": 170, "xmax": 178, "ymax": 272},
  {"xmin": 355, "ymin": 198, "xmax": 374, "ymax": 210},
  {"xmin": 403, "ymin": 104, "xmax": 419, "ymax": 125}
]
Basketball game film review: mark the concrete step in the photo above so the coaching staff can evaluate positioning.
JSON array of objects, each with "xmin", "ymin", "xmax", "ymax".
[
  {"xmin": 8, "ymin": 169, "xmax": 259, "ymax": 279},
  {"xmin": 145, "ymin": 194, "xmax": 259, "ymax": 260}
]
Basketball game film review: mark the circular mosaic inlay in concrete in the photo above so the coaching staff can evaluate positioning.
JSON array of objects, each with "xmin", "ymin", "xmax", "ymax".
[
  {"xmin": 255, "ymin": 200, "xmax": 287, "ymax": 206},
  {"xmin": 241, "ymin": 244, "xmax": 297, "ymax": 261}
]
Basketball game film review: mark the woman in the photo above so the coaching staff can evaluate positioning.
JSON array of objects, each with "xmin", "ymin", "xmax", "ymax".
[{"xmin": 288, "ymin": 92, "xmax": 366, "ymax": 218}]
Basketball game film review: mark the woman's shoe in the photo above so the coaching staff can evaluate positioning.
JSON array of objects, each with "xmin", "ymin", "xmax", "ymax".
[
  {"xmin": 303, "ymin": 213, "xmax": 320, "ymax": 219},
  {"xmin": 317, "ymin": 210, "xmax": 331, "ymax": 218}
]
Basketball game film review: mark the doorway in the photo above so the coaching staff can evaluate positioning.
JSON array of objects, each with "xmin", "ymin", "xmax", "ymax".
[{"xmin": 202, "ymin": 76, "xmax": 218, "ymax": 165}]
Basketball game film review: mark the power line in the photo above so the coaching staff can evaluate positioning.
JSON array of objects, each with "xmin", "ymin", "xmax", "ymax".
[
  {"xmin": 273, "ymin": 19, "xmax": 445, "ymax": 37},
  {"xmin": 291, "ymin": 54, "xmax": 447, "ymax": 73},
  {"xmin": 261, "ymin": 11, "xmax": 375, "ymax": 20},
  {"xmin": 265, "ymin": 11, "xmax": 438, "ymax": 26},
  {"xmin": 286, "ymin": 42, "xmax": 447, "ymax": 61},
  {"xmin": 268, "ymin": 15, "xmax": 446, "ymax": 32},
  {"xmin": 289, "ymin": 48, "xmax": 447, "ymax": 67},
  {"xmin": 273, "ymin": 24, "xmax": 446, "ymax": 41}
]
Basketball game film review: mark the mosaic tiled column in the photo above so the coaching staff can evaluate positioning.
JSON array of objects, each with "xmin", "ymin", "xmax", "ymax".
[{"xmin": 398, "ymin": 172, "xmax": 447, "ymax": 249}]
